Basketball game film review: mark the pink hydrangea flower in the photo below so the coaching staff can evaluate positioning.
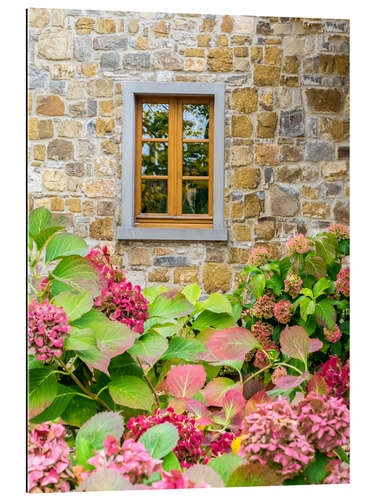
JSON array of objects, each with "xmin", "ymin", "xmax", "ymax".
[
  {"xmin": 94, "ymin": 280, "xmax": 149, "ymax": 334},
  {"xmin": 28, "ymin": 299, "xmax": 71, "ymax": 361},
  {"xmin": 323, "ymin": 459, "xmax": 350, "ymax": 484},
  {"xmin": 87, "ymin": 245, "xmax": 122, "ymax": 284},
  {"xmin": 28, "ymin": 422, "xmax": 73, "ymax": 493},
  {"xmin": 211, "ymin": 432, "xmax": 236, "ymax": 456},
  {"xmin": 284, "ymin": 272, "xmax": 303, "ymax": 298},
  {"xmin": 253, "ymin": 342, "xmax": 279, "ymax": 369},
  {"xmin": 250, "ymin": 321, "xmax": 278, "ymax": 369},
  {"xmin": 287, "ymin": 234, "xmax": 310, "ymax": 255},
  {"xmin": 323, "ymin": 324, "xmax": 342, "ymax": 343},
  {"xmin": 238, "ymin": 397, "xmax": 315, "ymax": 477},
  {"xmin": 252, "ymin": 294, "xmax": 276, "ymax": 319},
  {"xmin": 335, "ymin": 267, "xmax": 350, "ymax": 297},
  {"xmin": 87, "ymin": 435, "xmax": 161, "ymax": 485},
  {"xmin": 152, "ymin": 470, "xmax": 210, "ymax": 489},
  {"xmin": 273, "ymin": 300, "xmax": 293, "ymax": 324},
  {"xmin": 328, "ymin": 224, "xmax": 349, "ymax": 241},
  {"xmin": 248, "ymin": 247, "xmax": 271, "ymax": 267},
  {"xmin": 251, "ymin": 321, "xmax": 274, "ymax": 342},
  {"xmin": 127, "ymin": 407, "xmax": 204, "ymax": 468},
  {"xmin": 297, "ymin": 392, "xmax": 350, "ymax": 456},
  {"xmin": 271, "ymin": 366, "xmax": 287, "ymax": 385},
  {"xmin": 320, "ymin": 356, "xmax": 349, "ymax": 399}
]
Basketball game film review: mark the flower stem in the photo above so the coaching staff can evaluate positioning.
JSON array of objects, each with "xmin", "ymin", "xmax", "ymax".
[
  {"xmin": 136, "ymin": 357, "xmax": 160, "ymax": 406},
  {"xmin": 53, "ymin": 356, "xmax": 111, "ymax": 411},
  {"xmin": 277, "ymin": 362, "xmax": 304, "ymax": 375}
]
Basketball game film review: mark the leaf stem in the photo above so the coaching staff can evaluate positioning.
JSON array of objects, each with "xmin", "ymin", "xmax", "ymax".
[
  {"xmin": 243, "ymin": 364, "xmax": 271, "ymax": 385},
  {"xmin": 136, "ymin": 357, "xmax": 160, "ymax": 406},
  {"xmin": 277, "ymin": 362, "xmax": 304, "ymax": 375},
  {"xmin": 53, "ymin": 356, "xmax": 111, "ymax": 411}
]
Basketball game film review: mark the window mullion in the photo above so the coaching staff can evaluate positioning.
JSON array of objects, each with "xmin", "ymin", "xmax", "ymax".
[
  {"xmin": 167, "ymin": 98, "xmax": 177, "ymax": 216},
  {"xmin": 176, "ymin": 98, "xmax": 183, "ymax": 216}
]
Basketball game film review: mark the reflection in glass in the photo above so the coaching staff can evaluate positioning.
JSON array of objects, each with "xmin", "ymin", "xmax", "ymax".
[
  {"xmin": 182, "ymin": 180, "xmax": 209, "ymax": 214},
  {"xmin": 183, "ymin": 142, "xmax": 209, "ymax": 176},
  {"xmin": 142, "ymin": 142, "xmax": 168, "ymax": 176},
  {"xmin": 142, "ymin": 103, "xmax": 169, "ymax": 138},
  {"xmin": 183, "ymin": 104, "xmax": 209, "ymax": 139},
  {"xmin": 141, "ymin": 180, "xmax": 167, "ymax": 213}
]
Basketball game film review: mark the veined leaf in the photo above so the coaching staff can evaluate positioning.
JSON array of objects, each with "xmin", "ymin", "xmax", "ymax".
[
  {"xmin": 222, "ymin": 388, "xmax": 245, "ymax": 420},
  {"xmin": 161, "ymin": 337, "xmax": 205, "ymax": 361},
  {"xmin": 109, "ymin": 375, "xmax": 155, "ymax": 411},
  {"xmin": 208, "ymin": 454, "xmax": 244, "ymax": 483},
  {"xmin": 184, "ymin": 464, "xmax": 224, "ymax": 488},
  {"xmin": 28, "ymin": 368, "xmax": 57, "ymax": 419},
  {"xmin": 166, "ymin": 364, "xmax": 206, "ymax": 399},
  {"xmin": 275, "ymin": 372, "xmax": 310, "ymax": 390},
  {"xmin": 315, "ymin": 299, "xmax": 336, "ymax": 330},
  {"xmin": 139, "ymin": 423, "xmax": 178, "ymax": 460},
  {"xmin": 77, "ymin": 468, "xmax": 134, "ymax": 491},
  {"xmin": 30, "ymin": 384, "xmax": 77, "ymax": 424},
  {"xmin": 313, "ymin": 277, "xmax": 331, "ymax": 297},
  {"xmin": 148, "ymin": 292, "xmax": 192, "ymax": 319},
  {"xmin": 90, "ymin": 320, "xmax": 137, "ymax": 358},
  {"xmin": 280, "ymin": 325, "xmax": 309, "ymax": 364},
  {"xmin": 207, "ymin": 327, "xmax": 259, "ymax": 362},
  {"xmin": 226, "ymin": 464, "xmax": 283, "ymax": 487},
  {"xmin": 191, "ymin": 310, "xmax": 236, "ymax": 331},
  {"xmin": 51, "ymin": 255, "xmax": 102, "ymax": 297},
  {"xmin": 202, "ymin": 377, "xmax": 236, "ymax": 407},
  {"xmin": 249, "ymin": 273, "xmax": 266, "ymax": 298},
  {"xmin": 45, "ymin": 233, "xmax": 88, "ymax": 263},
  {"xmin": 128, "ymin": 332, "xmax": 168, "ymax": 366},
  {"xmin": 53, "ymin": 290, "xmax": 93, "ymax": 322},
  {"xmin": 182, "ymin": 283, "xmax": 201, "ymax": 304},
  {"xmin": 201, "ymin": 293, "xmax": 233, "ymax": 314},
  {"xmin": 305, "ymin": 255, "xmax": 327, "ymax": 279}
]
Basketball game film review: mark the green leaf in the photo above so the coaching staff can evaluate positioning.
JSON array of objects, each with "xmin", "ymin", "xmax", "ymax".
[
  {"xmin": 53, "ymin": 291, "xmax": 93, "ymax": 322},
  {"xmin": 315, "ymin": 238, "xmax": 336, "ymax": 264},
  {"xmin": 334, "ymin": 446, "xmax": 350, "ymax": 464},
  {"xmin": 128, "ymin": 333, "xmax": 168, "ymax": 366},
  {"xmin": 152, "ymin": 322, "xmax": 182, "ymax": 338},
  {"xmin": 162, "ymin": 451, "xmax": 181, "ymax": 472},
  {"xmin": 305, "ymin": 451, "xmax": 329, "ymax": 483},
  {"xmin": 148, "ymin": 293, "xmax": 192, "ymax": 319},
  {"xmin": 339, "ymin": 239, "xmax": 350, "ymax": 255},
  {"xmin": 250, "ymin": 273, "xmax": 266, "ymax": 298},
  {"xmin": 161, "ymin": 337, "xmax": 205, "ymax": 361},
  {"xmin": 61, "ymin": 396, "xmax": 98, "ymax": 427},
  {"xmin": 201, "ymin": 293, "xmax": 233, "ymax": 314},
  {"xmin": 143, "ymin": 286, "xmax": 168, "ymax": 304},
  {"xmin": 231, "ymin": 301, "xmax": 243, "ymax": 321},
  {"xmin": 108, "ymin": 375, "xmax": 155, "ymax": 410},
  {"xmin": 301, "ymin": 288, "xmax": 314, "ymax": 298},
  {"xmin": 226, "ymin": 464, "xmax": 283, "ymax": 487},
  {"xmin": 300, "ymin": 297, "xmax": 315, "ymax": 321},
  {"xmin": 46, "ymin": 233, "xmax": 88, "ymax": 263},
  {"xmin": 90, "ymin": 320, "xmax": 137, "ymax": 358},
  {"xmin": 28, "ymin": 368, "xmax": 57, "ymax": 419},
  {"xmin": 51, "ymin": 255, "xmax": 102, "ymax": 297},
  {"xmin": 284, "ymin": 476, "xmax": 308, "ymax": 485},
  {"xmin": 313, "ymin": 277, "xmax": 331, "ymax": 297},
  {"xmin": 30, "ymin": 384, "xmax": 76, "ymax": 424},
  {"xmin": 29, "ymin": 207, "xmax": 52, "ymax": 236},
  {"xmin": 191, "ymin": 310, "xmax": 236, "ymax": 331},
  {"xmin": 266, "ymin": 274, "xmax": 283, "ymax": 296},
  {"xmin": 108, "ymin": 352, "xmax": 143, "ymax": 378},
  {"xmin": 77, "ymin": 468, "xmax": 134, "ymax": 491},
  {"xmin": 305, "ymin": 255, "xmax": 327, "ymax": 279},
  {"xmin": 182, "ymin": 283, "xmax": 201, "ymax": 304},
  {"xmin": 70, "ymin": 309, "xmax": 106, "ymax": 328},
  {"xmin": 208, "ymin": 454, "xmax": 243, "ymax": 483},
  {"xmin": 315, "ymin": 298, "xmax": 336, "ymax": 329},
  {"xmin": 76, "ymin": 411, "xmax": 124, "ymax": 468},
  {"xmin": 278, "ymin": 257, "xmax": 292, "ymax": 279},
  {"xmin": 139, "ymin": 422, "xmax": 178, "ymax": 459}
]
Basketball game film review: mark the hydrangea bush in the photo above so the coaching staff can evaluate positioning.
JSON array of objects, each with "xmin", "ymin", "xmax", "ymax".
[{"xmin": 28, "ymin": 208, "xmax": 350, "ymax": 492}]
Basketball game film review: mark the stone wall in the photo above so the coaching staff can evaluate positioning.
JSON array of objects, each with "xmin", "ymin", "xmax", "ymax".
[{"xmin": 28, "ymin": 8, "xmax": 349, "ymax": 293}]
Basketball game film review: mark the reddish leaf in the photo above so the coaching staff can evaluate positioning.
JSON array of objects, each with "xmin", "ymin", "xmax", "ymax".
[
  {"xmin": 275, "ymin": 372, "xmax": 310, "ymax": 390},
  {"xmin": 166, "ymin": 364, "xmax": 206, "ymax": 399},
  {"xmin": 202, "ymin": 377, "xmax": 236, "ymax": 407},
  {"xmin": 309, "ymin": 338, "xmax": 323, "ymax": 353},
  {"xmin": 306, "ymin": 373, "xmax": 330, "ymax": 396},
  {"xmin": 169, "ymin": 397, "xmax": 188, "ymax": 414},
  {"xmin": 280, "ymin": 325, "xmax": 309, "ymax": 363},
  {"xmin": 186, "ymin": 399, "xmax": 211, "ymax": 424},
  {"xmin": 207, "ymin": 327, "xmax": 259, "ymax": 362},
  {"xmin": 222, "ymin": 388, "xmax": 245, "ymax": 420},
  {"xmin": 245, "ymin": 390, "xmax": 269, "ymax": 415},
  {"xmin": 226, "ymin": 463, "xmax": 283, "ymax": 487},
  {"xmin": 184, "ymin": 464, "xmax": 224, "ymax": 488}
]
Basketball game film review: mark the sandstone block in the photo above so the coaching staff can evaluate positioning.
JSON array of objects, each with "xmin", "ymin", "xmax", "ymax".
[
  {"xmin": 221, "ymin": 15, "xmax": 234, "ymax": 33},
  {"xmin": 36, "ymin": 95, "xmax": 64, "ymax": 116},
  {"xmin": 232, "ymin": 88, "xmax": 258, "ymax": 113},
  {"xmin": 65, "ymin": 161, "xmax": 85, "ymax": 176},
  {"xmin": 254, "ymin": 219, "xmax": 275, "ymax": 240},
  {"xmin": 244, "ymin": 193, "xmax": 261, "ymax": 217},
  {"xmin": 82, "ymin": 179, "xmax": 115, "ymax": 198},
  {"xmin": 93, "ymin": 157, "xmax": 116, "ymax": 176},
  {"xmin": 65, "ymin": 198, "xmax": 81, "ymax": 213},
  {"xmin": 255, "ymin": 144, "xmax": 279, "ymax": 165},
  {"xmin": 97, "ymin": 18, "xmax": 116, "ymax": 34},
  {"xmin": 50, "ymin": 197, "xmax": 64, "ymax": 211},
  {"xmin": 42, "ymin": 170, "xmax": 65, "ymax": 191},
  {"xmin": 232, "ymin": 146, "xmax": 252, "ymax": 167},
  {"xmin": 75, "ymin": 18, "xmax": 95, "ymax": 34},
  {"xmin": 153, "ymin": 50, "xmax": 183, "ymax": 71},
  {"xmin": 29, "ymin": 8, "xmax": 50, "ymax": 29},
  {"xmin": 302, "ymin": 202, "xmax": 330, "ymax": 218},
  {"xmin": 98, "ymin": 200, "xmax": 115, "ymax": 216},
  {"xmin": 320, "ymin": 118, "xmax": 349, "ymax": 141},
  {"xmin": 89, "ymin": 218, "xmax": 113, "ymax": 240},
  {"xmin": 96, "ymin": 118, "xmax": 114, "ymax": 136},
  {"xmin": 253, "ymin": 65, "xmax": 280, "ymax": 86},
  {"xmin": 174, "ymin": 267, "xmax": 199, "ymax": 284},
  {"xmin": 28, "ymin": 118, "xmax": 38, "ymax": 140},
  {"xmin": 58, "ymin": 120, "xmax": 82, "ymax": 138},
  {"xmin": 232, "ymin": 115, "xmax": 253, "ymax": 137},
  {"xmin": 283, "ymin": 55, "xmax": 300, "ymax": 73},
  {"xmin": 232, "ymin": 167, "xmax": 260, "ymax": 189},
  {"xmin": 197, "ymin": 34, "xmax": 211, "ymax": 47},
  {"xmin": 279, "ymin": 145, "xmax": 303, "ymax": 162},
  {"xmin": 276, "ymin": 166, "xmax": 302, "ymax": 183},
  {"xmin": 50, "ymin": 64, "xmax": 75, "ymax": 80},
  {"xmin": 38, "ymin": 120, "xmax": 54, "ymax": 139},
  {"xmin": 301, "ymin": 186, "xmax": 319, "ymax": 199},
  {"xmin": 333, "ymin": 201, "xmax": 349, "ymax": 223},
  {"xmin": 305, "ymin": 88, "xmax": 342, "ymax": 113},
  {"xmin": 185, "ymin": 59, "xmax": 205, "ymax": 72},
  {"xmin": 87, "ymin": 79, "xmax": 113, "ymax": 97},
  {"xmin": 269, "ymin": 184, "xmax": 299, "ymax": 216},
  {"xmin": 229, "ymin": 247, "xmax": 249, "ymax": 264},
  {"xmin": 203, "ymin": 263, "xmax": 231, "ymax": 293},
  {"xmin": 47, "ymin": 139, "xmax": 74, "ymax": 160},
  {"xmin": 207, "ymin": 48, "xmax": 233, "ymax": 72},
  {"xmin": 34, "ymin": 145, "xmax": 46, "ymax": 161},
  {"xmin": 264, "ymin": 47, "xmax": 282, "ymax": 65},
  {"xmin": 321, "ymin": 161, "xmax": 348, "ymax": 180},
  {"xmin": 256, "ymin": 112, "xmax": 278, "ymax": 138},
  {"xmin": 149, "ymin": 268, "xmax": 169, "ymax": 282},
  {"xmin": 129, "ymin": 247, "xmax": 152, "ymax": 266},
  {"xmin": 233, "ymin": 224, "xmax": 251, "ymax": 242}
]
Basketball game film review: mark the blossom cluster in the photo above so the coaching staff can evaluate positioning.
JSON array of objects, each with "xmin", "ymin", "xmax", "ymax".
[
  {"xmin": 210, "ymin": 432, "xmax": 236, "ymax": 457},
  {"xmin": 28, "ymin": 299, "xmax": 71, "ymax": 361},
  {"xmin": 320, "ymin": 356, "xmax": 350, "ymax": 399},
  {"xmin": 86, "ymin": 435, "xmax": 161, "ymax": 484},
  {"xmin": 252, "ymin": 294, "xmax": 275, "ymax": 319},
  {"xmin": 284, "ymin": 272, "xmax": 303, "ymax": 298},
  {"xmin": 248, "ymin": 247, "xmax": 270, "ymax": 267},
  {"xmin": 238, "ymin": 397, "xmax": 315, "ymax": 477},
  {"xmin": 127, "ymin": 407, "xmax": 204, "ymax": 467},
  {"xmin": 297, "ymin": 392, "xmax": 350, "ymax": 456},
  {"xmin": 152, "ymin": 470, "xmax": 210, "ymax": 489},
  {"xmin": 273, "ymin": 300, "xmax": 293, "ymax": 324},
  {"xmin": 271, "ymin": 366, "xmax": 287, "ymax": 385},
  {"xmin": 335, "ymin": 267, "xmax": 350, "ymax": 297},
  {"xmin": 323, "ymin": 459, "xmax": 350, "ymax": 484},
  {"xmin": 87, "ymin": 245, "xmax": 121, "ymax": 284},
  {"xmin": 250, "ymin": 321, "xmax": 278, "ymax": 369},
  {"xmin": 94, "ymin": 280, "xmax": 149, "ymax": 334},
  {"xmin": 28, "ymin": 423, "xmax": 73, "ymax": 493},
  {"xmin": 286, "ymin": 234, "xmax": 310, "ymax": 255},
  {"xmin": 328, "ymin": 224, "xmax": 349, "ymax": 241},
  {"xmin": 323, "ymin": 324, "xmax": 342, "ymax": 343}
]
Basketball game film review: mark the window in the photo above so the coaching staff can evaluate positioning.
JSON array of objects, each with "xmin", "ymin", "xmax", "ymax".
[{"xmin": 118, "ymin": 82, "xmax": 227, "ymax": 241}]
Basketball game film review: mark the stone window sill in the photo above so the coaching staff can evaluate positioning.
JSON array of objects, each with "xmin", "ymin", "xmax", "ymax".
[{"xmin": 117, "ymin": 226, "xmax": 228, "ymax": 241}]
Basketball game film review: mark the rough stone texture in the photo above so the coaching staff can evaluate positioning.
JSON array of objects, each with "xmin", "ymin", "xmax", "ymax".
[{"xmin": 28, "ymin": 9, "xmax": 349, "ymax": 293}]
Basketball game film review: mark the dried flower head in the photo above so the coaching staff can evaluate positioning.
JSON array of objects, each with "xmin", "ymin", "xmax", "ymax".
[
  {"xmin": 328, "ymin": 224, "xmax": 349, "ymax": 241},
  {"xmin": 271, "ymin": 366, "xmax": 287, "ymax": 385},
  {"xmin": 335, "ymin": 267, "xmax": 350, "ymax": 297},
  {"xmin": 287, "ymin": 234, "xmax": 310, "ymax": 255},
  {"xmin": 28, "ymin": 299, "xmax": 71, "ymax": 361},
  {"xmin": 248, "ymin": 247, "xmax": 271, "ymax": 267},
  {"xmin": 323, "ymin": 324, "xmax": 342, "ymax": 343},
  {"xmin": 273, "ymin": 300, "xmax": 293, "ymax": 324},
  {"xmin": 252, "ymin": 294, "xmax": 276, "ymax": 320},
  {"xmin": 284, "ymin": 272, "xmax": 303, "ymax": 298}
]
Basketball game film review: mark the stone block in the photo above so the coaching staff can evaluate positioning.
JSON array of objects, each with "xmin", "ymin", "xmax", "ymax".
[
  {"xmin": 305, "ymin": 88, "xmax": 342, "ymax": 113},
  {"xmin": 203, "ymin": 263, "xmax": 231, "ymax": 293},
  {"xmin": 38, "ymin": 30, "xmax": 73, "ymax": 60},
  {"xmin": 232, "ymin": 167, "xmax": 260, "ymax": 189},
  {"xmin": 256, "ymin": 112, "xmax": 278, "ymax": 138},
  {"xmin": 253, "ymin": 65, "xmax": 280, "ymax": 86},
  {"xmin": 232, "ymin": 115, "xmax": 253, "ymax": 137},
  {"xmin": 321, "ymin": 161, "xmax": 348, "ymax": 180},
  {"xmin": 174, "ymin": 267, "xmax": 199, "ymax": 284},
  {"xmin": 129, "ymin": 247, "xmax": 152, "ymax": 266},
  {"xmin": 42, "ymin": 170, "xmax": 65, "ymax": 191},
  {"xmin": 154, "ymin": 256, "xmax": 188, "ymax": 267},
  {"xmin": 207, "ymin": 48, "xmax": 233, "ymax": 72},
  {"xmin": 36, "ymin": 95, "xmax": 65, "ymax": 116},
  {"xmin": 302, "ymin": 202, "xmax": 330, "ymax": 218},
  {"xmin": 255, "ymin": 144, "xmax": 279, "ymax": 165},
  {"xmin": 269, "ymin": 184, "xmax": 299, "ymax": 216},
  {"xmin": 232, "ymin": 88, "xmax": 257, "ymax": 113},
  {"xmin": 47, "ymin": 139, "xmax": 74, "ymax": 160},
  {"xmin": 82, "ymin": 179, "xmax": 115, "ymax": 198},
  {"xmin": 305, "ymin": 141, "xmax": 335, "ymax": 162},
  {"xmin": 279, "ymin": 109, "xmax": 304, "ymax": 137},
  {"xmin": 149, "ymin": 268, "xmax": 169, "ymax": 282},
  {"xmin": 89, "ymin": 218, "xmax": 113, "ymax": 240}
]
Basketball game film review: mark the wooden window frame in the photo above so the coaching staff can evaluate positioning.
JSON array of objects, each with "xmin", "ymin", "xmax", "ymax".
[{"xmin": 118, "ymin": 82, "xmax": 227, "ymax": 241}]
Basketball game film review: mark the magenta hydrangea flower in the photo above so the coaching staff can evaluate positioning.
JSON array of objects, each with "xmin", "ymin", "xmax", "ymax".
[
  {"xmin": 28, "ymin": 299, "xmax": 71, "ymax": 361},
  {"xmin": 127, "ymin": 407, "xmax": 204, "ymax": 468},
  {"xmin": 320, "ymin": 356, "xmax": 349, "ymax": 399},
  {"xmin": 271, "ymin": 366, "xmax": 287, "ymax": 385},
  {"xmin": 284, "ymin": 272, "xmax": 303, "ymax": 298},
  {"xmin": 252, "ymin": 294, "xmax": 276, "ymax": 319},
  {"xmin": 86, "ymin": 435, "xmax": 161, "ymax": 485},
  {"xmin": 248, "ymin": 247, "xmax": 271, "ymax": 267},
  {"xmin": 328, "ymin": 224, "xmax": 349, "ymax": 241},
  {"xmin": 323, "ymin": 459, "xmax": 350, "ymax": 484},
  {"xmin": 287, "ymin": 234, "xmax": 310, "ymax": 255},
  {"xmin": 211, "ymin": 432, "xmax": 236, "ymax": 457},
  {"xmin": 323, "ymin": 324, "xmax": 342, "ymax": 343},
  {"xmin": 335, "ymin": 267, "xmax": 350, "ymax": 297},
  {"xmin": 238, "ymin": 397, "xmax": 315, "ymax": 477},
  {"xmin": 152, "ymin": 470, "xmax": 210, "ymax": 489},
  {"xmin": 297, "ymin": 392, "xmax": 350, "ymax": 456},
  {"xmin": 94, "ymin": 280, "xmax": 149, "ymax": 334},
  {"xmin": 28, "ymin": 422, "xmax": 73, "ymax": 493},
  {"xmin": 87, "ymin": 245, "xmax": 121, "ymax": 284},
  {"xmin": 273, "ymin": 300, "xmax": 293, "ymax": 324}
]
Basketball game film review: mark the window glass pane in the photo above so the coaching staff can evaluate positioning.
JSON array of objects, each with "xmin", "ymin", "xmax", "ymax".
[
  {"xmin": 142, "ymin": 103, "xmax": 169, "ymax": 138},
  {"xmin": 141, "ymin": 180, "xmax": 167, "ymax": 213},
  {"xmin": 142, "ymin": 142, "xmax": 168, "ymax": 175},
  {"xmin": 183, "ymin": 104, "xmax": 209, "ymax": 139},
  {"xmin": 182, "ymin": 180, "xmax": 209, "ymax": 215},
  {"xmin": 183, "ymin": 142, "xmax": 209, "ymax": 176}
]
